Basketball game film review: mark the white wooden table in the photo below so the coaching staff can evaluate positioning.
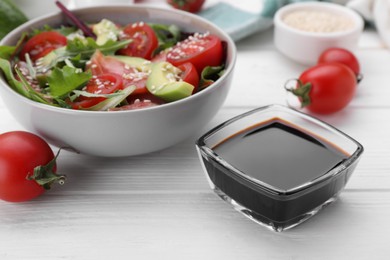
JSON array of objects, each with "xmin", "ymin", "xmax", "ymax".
[{"xmin": 1, "ymin": 1, "xmax": 390, "ymax": 259}]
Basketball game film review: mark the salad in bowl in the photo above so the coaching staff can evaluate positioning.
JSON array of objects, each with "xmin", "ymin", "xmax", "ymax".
[
  {"xmin": 0, "ymin": 5, "xmax": 236, "ymax": 157},
  {"xmin": 0, "ymin": 10, "xmax": 225, "ymax": 111}
]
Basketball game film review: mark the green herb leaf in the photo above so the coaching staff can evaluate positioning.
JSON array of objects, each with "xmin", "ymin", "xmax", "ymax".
[
  {"xmin": 0, "ymin": 0, "xmax": 28, "ymax": 40},
  {"xmin": 47, "ymin": 65, "xmax": 91, "ymax": 98},
  {"xmin": 82, "ymin": 86, "xmax": 136, "ymax": 111},
  {"xmin": 72, "ymin": 90, "xmax": 124, "ymax": 99},
  {"xmin": 150, "ymin": 24, "xmax": 181, "ymax": 56},
  {"xmin": 0, "ymin": 58, "xmax": 29, "ymax": 96},
  {"xmin": 0, "ymin": 45, "xmax": 17, "ymax": 60},
  {"xmin": 199, "ymin": 65, "xmax": 225, "ymax": 90},
  {"xmin": 38, "ymin": 38, "xmax": 132, "ymax": 71}
]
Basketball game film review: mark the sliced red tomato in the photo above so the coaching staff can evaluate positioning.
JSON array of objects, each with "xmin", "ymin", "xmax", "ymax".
[
  {"xmin": 19, "ymin": 31, "xmax": 67, "ymax": 62},
  {"xmin": 166, "ymin": 33, "xmax": 223, "ymax": 73},
  {"xmin": 151, "ymin": 50, "xmax": 168, "ymax": 62},
  {"xmin": 88, "ymin": 51, "xmax": 149, "ymax": 94},
  {"xmin": 178, "ymin": 62, "xmax": 199, "ymax": 92},
  {"xmin": 117, "ymin": 22, "xmax": 158, "ymax": 60},
  {"xmin": 68, "ymin": 73, "xmax": 124, "ymax": 109}
]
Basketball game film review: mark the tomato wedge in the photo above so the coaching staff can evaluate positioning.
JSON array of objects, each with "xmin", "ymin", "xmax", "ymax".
[
  {"xmin": 19, "ymin": 31, "xmax": 67, "ymax": 62},
  {"xmin": 68, "ymin": 73, "xmax": 124, "ymax": 109},
  {"xmin": 117, "ymin": 22, "xmax": 158, "ymax": 60},
  {"xmin": 88, "ymin": 51, "xmax": 149, "ymax": 94},
  {"xmin": 178, "ymin": 62, "xmax": 199, "ymax": 93},
  {"xmin": 166, "ymin": 33, "xmax": 223, "ymax": 73}
]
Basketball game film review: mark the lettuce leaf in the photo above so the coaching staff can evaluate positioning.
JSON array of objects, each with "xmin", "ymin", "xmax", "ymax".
[{"xmin": 47, "ymin": 65, "xmax": 91, "ymax": 98}]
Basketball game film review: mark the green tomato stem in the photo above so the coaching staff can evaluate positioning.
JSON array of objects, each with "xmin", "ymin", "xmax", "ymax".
[
  {"xmin": 26, "ymin": 149, "xmax": 66, "ymax": 190},
  {"xmin": 285, "ymin": 79, "xmax": 312, "ymax": 108}
]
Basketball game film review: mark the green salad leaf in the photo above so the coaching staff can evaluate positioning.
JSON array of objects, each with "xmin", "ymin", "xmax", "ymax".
[
  {"xmin": 38, "ymin": 38, "xmax": 132, "ymax": 72},
  {"xmin": 0, "ymin": 58, "xmax": 28, "ymax": 96},
  {"xmin": 150, "ymin": 24, "xmax": 181, "ymax": 56},
  {"xmin": 47, "ymin": 65, "xmax": 91, "ymax": 98},
  {"xmin": 0, "ymin": 46, "xmax": 17, "ymax": 60},
  {"xmin": 82, "ymin": 85, "xmax": 136, "ymax": 111},
  {"xmin": 0, "ymin": 57, "xmax": 53, "ymax": 104},
  {"xmin": 0, "ymin": 0, "xmax": 28, "ymax": 40},
  {"xmin": 199, "ymin": 65, "xmax": 225, "ymax": 90}
]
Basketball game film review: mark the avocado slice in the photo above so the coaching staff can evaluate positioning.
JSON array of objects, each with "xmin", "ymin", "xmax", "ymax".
[
  {"xmin": 146, "ymin": 62, "xmax": 194, "ymax": 102},
  {"xmin": 111, "ymin": 55, "xmax": 152, "ymax": 72},
  {"xmin": 93, "ymin": 19, "xmax": 120, "ymax": 45}
]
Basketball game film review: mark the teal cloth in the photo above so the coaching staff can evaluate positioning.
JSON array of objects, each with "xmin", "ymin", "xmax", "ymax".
[{"xmin": 199, "ymin": 0, "xmax": 333, "ymax": 41}]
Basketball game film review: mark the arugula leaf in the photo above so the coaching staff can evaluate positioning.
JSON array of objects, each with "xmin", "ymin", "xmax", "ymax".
[
  {"xmin": 38, "ymin": 38, "xmax": 132, "ymax": 71},
  {"xmin": 0, "ymin": 58, "xmax": 29, "ymax": 96},
  {"xmin": 82, "ymin": 86, "xmax": 136, "ymax": 111},
  {"xmin": 199, "ymin": 65, "xmax": 225, "ymax": 90},
  {"xmin": 72, "ymin": 90, "xmax": 124, "ymax": 99},
  {"xmin": 0, "ymin": 45, "xmax": 16, "ymax": 60},
  {"xmin": 31, "ymin": 25, "xmax": 79, "ymax": 36},
  {"xmin": 0, "ymin": 58, "xmax": 55, "ymax": 105},
  {"xmin": 150, "ymin": 24, "xmax": 181, "ymax": 56},
  {"xmin": 0, "ymin": 33, "xmax": 27, "ymax": 60},
  {"xmin": 14, "ymin": 68, "xmax": 52, "ymax": 105},
  {"xmin": 67, "ymin": 38, "xmax": 131, "ymax": 56},
  {"xmin": 47, "ymin": 65, "xmax": 91, "ymax": 98}
]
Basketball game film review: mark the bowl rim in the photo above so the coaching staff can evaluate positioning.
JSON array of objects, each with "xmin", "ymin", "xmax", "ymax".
[
  {"xmin": 0, "ymin": 4, "xmax": 237, "ymax": 116},
  {"xmin": 196, "ymin": 104, "xmax": 364, "ymax": 197},
  {"xmin": 274, "ymin": 1, "xmax": 364, "ymax": 38}
]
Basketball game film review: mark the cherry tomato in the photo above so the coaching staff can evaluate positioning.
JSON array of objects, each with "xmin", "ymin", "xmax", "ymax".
[
  {"xmin": 117, "ymin": 22, "xmax": 158, "ymax": 60},
  {"xmin": 69, "ymin": 73, "xmax": 124, "ymax": 109},
  {"xmin": 19, "ymin": 31, "xmax": 67, "ymax": 62},
  {"xmin": 288, "ymin": 63, "xmax": 357, "ymax": 114},
  {"xmin": 167, "ymin": 0, "xmax": 206, "ymax": 13},
  {"xmin": 318, "ymin": 48, "xmax": 360, "ymax": 76},
  {"xmin": 178, "ymin": 62, "xmax": 199, "ymax": 92},
  {"xmin": 0, "ymin": 131, "xmax": 64, "ymax": 202},
  {"xmin": 166, "ymin": 33, "xmax": 223, "ymax": 73},
  {"xmin": 88, "ymin": 51, "xmax": 149, "ymax": 95}
]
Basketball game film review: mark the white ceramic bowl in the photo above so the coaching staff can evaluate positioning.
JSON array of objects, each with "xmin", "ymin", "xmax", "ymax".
[
  {"xmin": 274, "ymin": 2, "xmax": 364, "ymax": 65},
  {"xmin": 0, "ymin": 5, "xmax": 236, "ymax": 157}
]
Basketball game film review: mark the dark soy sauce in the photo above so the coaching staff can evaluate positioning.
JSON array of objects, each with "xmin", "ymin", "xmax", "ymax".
[
  {"xmin": 202, "ymin": 119, "xmax": 351, "ymax": 228},
  {"xmin": 213, "ymin": 120, "xmax": 348, "ymax": 191}
]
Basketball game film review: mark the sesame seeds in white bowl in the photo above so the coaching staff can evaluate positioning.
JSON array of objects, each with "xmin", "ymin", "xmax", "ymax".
[{"xmin": 274, "ymin": 2, "xmax": 364, "ymax": 65}]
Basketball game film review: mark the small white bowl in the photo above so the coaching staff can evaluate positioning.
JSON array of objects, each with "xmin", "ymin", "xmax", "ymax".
[
  {"xmin": 274, "ymin": 2, "xmax": 364, "ymax": 65},
  {"xmin": 0, "ymin": 5, "xmax": 236, "ymax": 157}
]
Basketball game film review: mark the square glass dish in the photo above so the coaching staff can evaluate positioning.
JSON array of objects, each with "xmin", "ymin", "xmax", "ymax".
[{"xmin": 196, "ymin": 104, "xmax": 363, "ymax": 232}]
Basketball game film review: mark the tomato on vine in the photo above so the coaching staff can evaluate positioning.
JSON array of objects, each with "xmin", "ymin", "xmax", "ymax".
[
  {"xmin": 167, "ymin": 0, "xmax": 206, "ymax": 13},
  {"xmin": 286, "ymin": 63, "xmax": 357, "ymax": 114},
  {"xmin": 0, "ymin": 131, "xmax": 65, "ymax": 203}
]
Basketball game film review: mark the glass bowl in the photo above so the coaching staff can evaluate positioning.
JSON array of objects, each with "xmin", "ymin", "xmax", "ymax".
[{"xmin": 196, "ymin": 104, "xmax": 363, "ymax": 231}]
